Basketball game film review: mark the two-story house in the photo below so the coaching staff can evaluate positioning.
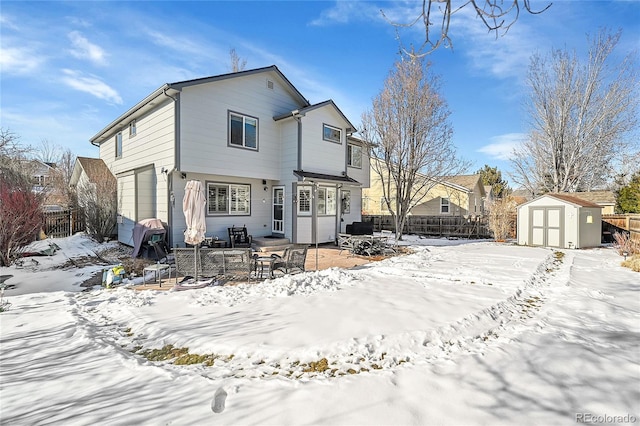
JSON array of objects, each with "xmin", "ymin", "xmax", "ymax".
[
  {"xmin": 363, "ymin": 159, "xmax": 485, "ymax": 216},
  {"xmin": 90, "ymin": 65, "xmax": 369, "ymax": 247}
]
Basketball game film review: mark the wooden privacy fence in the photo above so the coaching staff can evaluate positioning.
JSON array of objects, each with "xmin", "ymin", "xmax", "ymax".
[
  {"xmin": 602, "ymin": 214, "xmax": 640, "ymax": 241},
  {"xmin": 43, "ymin": 209, "xmax": 85, "ymax": 239},
  {"xmin": 362, "ymin": 215, "xmax": 491, "ymax": 239}
]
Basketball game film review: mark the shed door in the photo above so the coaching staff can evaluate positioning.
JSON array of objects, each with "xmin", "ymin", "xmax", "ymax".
[{"xmin": 529, "ymin": 207, "xmax": 564, "ymax": 248}]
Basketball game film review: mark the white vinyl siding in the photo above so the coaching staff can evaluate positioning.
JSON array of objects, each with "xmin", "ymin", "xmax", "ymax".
[
  {"xmin": 300, "ymin": 107, "xmax": 347, "ymax": 175},
  {"xmin": 179, "ymin": 71, "xmax": 303, "ymax": 180}
]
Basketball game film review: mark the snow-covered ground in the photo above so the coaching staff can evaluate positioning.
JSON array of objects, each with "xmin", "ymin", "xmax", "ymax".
[{"xmin": 1, "ymin": 234, "xmax": 638, "ymax": 425}]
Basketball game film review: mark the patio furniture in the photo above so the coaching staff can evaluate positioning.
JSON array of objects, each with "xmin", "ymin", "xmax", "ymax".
[
  {"xmin": 254, "ymin": 255, "xmax": 275, "ymax": 279},
  {"xmin": 337, "ymin": 233, "xmax": 355, "ymax": 254},
  {"xmin": 270, "ymin": 245, "xmax": 308, "ymax": 277},
  {"xmin": 143, "ymin": 263, "xmax": 172, "ymax": 286},
  {"xmin": 200, "ymin": 248, "xmax": 254, "ymax": 282},
  {"xmin": 173, "ymin": 247, "xmax": 201, "ymax": 283},
  {"xmin": 228, "ymin": 226, "xmax": 253, "ymax": 249}
]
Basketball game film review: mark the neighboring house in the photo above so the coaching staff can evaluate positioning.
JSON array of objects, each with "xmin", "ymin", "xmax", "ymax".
[
  {"xmin": 89, "ymin": 65, "xmax": 369, "ymax": 247},
  {"xmin": 26, "ymin": 159, "xmax": 65, "ymax": 210},
  {"xmin": 362, "ymin": 160, "xmax": 485, "ymax": 216},
  {"xmin": 517, "ymin": 193, "xmax": 602, "ymax": 249},
  {"xmin": 558, "ymin": 191, "xmax": 616, "ymax": 215},
  {"xmin": 69, "ymin": 156, "xmax": 116, "ymax": 205}
]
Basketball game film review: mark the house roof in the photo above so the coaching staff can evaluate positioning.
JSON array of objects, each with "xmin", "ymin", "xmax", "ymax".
[
  {"xmin": 558, "ymin": 191, "xmax": 616, "ymax": 205},
  {"xmin": 445, "ymin": 174, "xmax": 483, "ymax": 192},
  {"xmin": 71, "ymin": 157, "xmax": 115, "ymax": 187},
  {"xmin": 293, "ymin": 170, "xmax": 361, "ymax": 185},
  {"xmin": 274, "ymin": 100, "xmax": 357, "ymax": 133},
  {"xmin": 90, "ymin": 65, "xmax": 310, "ymax": 145}
]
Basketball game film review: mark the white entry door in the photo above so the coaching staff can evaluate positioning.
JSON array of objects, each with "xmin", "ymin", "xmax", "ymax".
[{"xmin": 272, "ymin": 186, "xmax": 284, "ymax": 234}]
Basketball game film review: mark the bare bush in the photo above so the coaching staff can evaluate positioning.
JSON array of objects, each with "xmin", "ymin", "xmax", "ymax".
[
  {"xmin": 77, "ymin": 166, "xmax": 117, "ymax": 242},
  {"xmin": 613, "ymin": 231, "xmax": 639, "ymax": 256},
  {"xmin": 487, "ymin": 196, "xmax": 517, "ymax": 241}
]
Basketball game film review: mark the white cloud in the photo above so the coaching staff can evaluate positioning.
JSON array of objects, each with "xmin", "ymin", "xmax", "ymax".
[
  {"xmin": 60, "ymin": 69, "xmax": 122, "ymax": 105},
  {"xmin": 68, "ymin": 31, "xmax": 107, "ymax": 65},
  {"xmin": 309, "ymin": 1, "xmax": 394, "ymax": 27},
  {"xmin": 477, "ymin": 133, "xmax": 527, "ymax": 160},
  {"xmin": 0, "ymin": 46, "xmax": 43, "ymax": 74}
]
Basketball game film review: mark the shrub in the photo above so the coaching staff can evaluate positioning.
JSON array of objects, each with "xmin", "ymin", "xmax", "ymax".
[
  {"xmin": 613, "ymin": 231, "xmax": 639, "ymax": 256},
  {"xmin": 0, "ymin": 178, "xmax": 45, "ymax": 266},
  {"xmin": 621, "ymin": 255, "xmax": 640, "ymax": 272},
  {"xmin": 487, "ymin": 196, "xmax": 517, "ymax": 241}
]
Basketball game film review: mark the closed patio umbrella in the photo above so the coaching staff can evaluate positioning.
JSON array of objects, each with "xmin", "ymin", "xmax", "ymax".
[{"xmin": 183, "ymin": 180, "xmax": 207, "ymax": 280}]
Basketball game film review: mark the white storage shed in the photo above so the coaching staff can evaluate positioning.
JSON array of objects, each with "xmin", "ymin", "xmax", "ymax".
[{"xmin": 517, "ymin": 193, "xmax": 603, "ymax": 249}]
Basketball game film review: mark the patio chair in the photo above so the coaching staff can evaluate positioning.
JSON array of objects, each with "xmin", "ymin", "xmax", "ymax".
[
  {"xmin": 228, "ymin": 226, "xmax": 253, "ymax": 249},
  {"xmin": 270, "ymin": 245, "xmax": 308, "ymax": 277},
  {"xmin": 173, "ymin": 247, "xmax": 201, "ymax": 284}
]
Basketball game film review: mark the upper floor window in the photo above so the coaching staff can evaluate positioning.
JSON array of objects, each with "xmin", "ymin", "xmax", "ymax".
[
  {"xmin": 348, "ymin": 143, "xmax": 362, "ymax": 168},
  {"xmin": 207, "ymin": 182, "xmax": 250, "ymax": 215},
  {"xmin": 115, "ymin": 132, "xmax": 123, "ymax": 158},
  {"xmin": 323, "ymin": 124, "xmax": 341, "ymax": 144},
  {"xmin": 129, "ymin": 120, "xmax": 136, "ymax": 137},
  {"xmin": 297, "ymin": 187, "xmax": 312, "ymax": 215},
  {"xmin": 440, "ymin": 197, "xmax": 450, "ymax": 214},
  {"xmin": 229, "ymin": 111, "xmax": 258, "ymax": 150}
]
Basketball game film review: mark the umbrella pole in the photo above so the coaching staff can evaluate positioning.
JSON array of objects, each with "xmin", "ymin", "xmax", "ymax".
[{"xmin": 195, "ymin": 244, "xmax": 199, "ymax": 281}]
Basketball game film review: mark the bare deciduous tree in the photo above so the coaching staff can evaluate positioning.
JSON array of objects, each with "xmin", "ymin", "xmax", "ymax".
[
  {"xmin": 361, "ymin": 55, "xmax": 468, "ymax": 240},
  {"xmin": 384, "ymin": 0, "xmax": 551, "ymax": 55},
  {"xmin": 229, "ymin": 48, "xmax": 247, "ymax": 73},
  {"xmin": 511, "ymin": 29, "xmax": 639, "ymax": 194}
]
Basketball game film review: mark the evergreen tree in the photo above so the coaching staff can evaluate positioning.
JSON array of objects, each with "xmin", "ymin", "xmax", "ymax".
[
  {"xmin": 476, "ymin": 165, "xmax": 509, "ymax": 198},
  {"xmin": 616, "ymin": 172, "xmax": 640, "ymax": 213}
]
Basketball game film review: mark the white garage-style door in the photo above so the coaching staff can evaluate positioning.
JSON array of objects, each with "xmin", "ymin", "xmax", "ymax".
[{"xmin": 530, "ymin": 207, "xmax": 564, "ymax": 248}]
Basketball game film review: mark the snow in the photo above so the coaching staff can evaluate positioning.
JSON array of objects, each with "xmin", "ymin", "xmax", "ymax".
[{"xmin": 1, "ymin": 233, "xmax": 638, "ymax": 425}]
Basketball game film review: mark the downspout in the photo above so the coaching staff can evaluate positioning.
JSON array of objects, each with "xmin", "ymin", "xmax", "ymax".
[
  {"xmin": 292, "ymin": 112, "xmax": 304, "ymax": 243},
  {"xmin": 163, "ymin": 88, "xmax": 179, "ymax": 247}
]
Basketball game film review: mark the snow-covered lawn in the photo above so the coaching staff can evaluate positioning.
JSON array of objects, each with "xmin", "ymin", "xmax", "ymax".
[{"xmin": 1, "ymin": 234, "xmax": 638, "ymax": 425}]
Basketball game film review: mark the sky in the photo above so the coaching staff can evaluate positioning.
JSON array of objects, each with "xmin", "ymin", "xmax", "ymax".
[
  {"xmin": 1, "ymin": 234, "xmax": 638, "ymax": 423},
  {"xmin": 1, "ymin": 0, "xmax": 639, "ymax": 182}
]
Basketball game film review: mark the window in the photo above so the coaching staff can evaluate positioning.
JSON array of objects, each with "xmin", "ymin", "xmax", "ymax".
[
  {"xmin": 298, "ymin": 187, "xmax": 311, "ymax": 215},
  {"xmin": 115, "ymin": 132, "xmax": 122, "ymax": 158},
  {"xmin": 207, "ymin": 182, "xmax": 250, "ymax": 215},
  {"xmin": 229, "ymin": 112, "xmax": 258, "ymax": 150},
  {"xmin": 129, "ymin": 120, "xmax": 136, "ymax": 137},
  {"xmin": 323, "ymin": 124, "xmax": 341, "ymax": 143},
  {"xmin": 341, "ymin": 190, "xmax": 351, "ymax": 214},
  {"xmin": 348, "ymin": 143, "xmax": 362, "ymax": 168},
  {"xmin": 316, "ymin": 187, "xmax": 336, "ymax": 215},
  {"xmin": 441, "ymin": 197, "xmax": 450, "ymax": 214}
]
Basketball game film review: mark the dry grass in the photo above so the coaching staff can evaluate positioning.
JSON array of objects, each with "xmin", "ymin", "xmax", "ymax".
[{"xmin": 621, "ymin": 255, "xmax": 640, "ymax": 272}]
